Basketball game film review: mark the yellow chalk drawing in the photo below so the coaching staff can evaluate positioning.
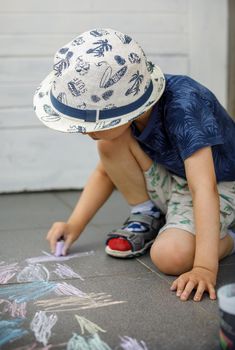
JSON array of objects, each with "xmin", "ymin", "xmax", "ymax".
[
  {"xmin": 34, "ymin": 295, "xmax": 126, "ymax": 312},
  {"xmin": 75, "ymin": 314, "xmax": 106, "ymax": 335}
]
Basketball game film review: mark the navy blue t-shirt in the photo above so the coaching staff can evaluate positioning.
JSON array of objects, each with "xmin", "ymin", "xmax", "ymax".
[{"xmin": 132, "ymin": 74, "xmax": 235, "ymax": 182}]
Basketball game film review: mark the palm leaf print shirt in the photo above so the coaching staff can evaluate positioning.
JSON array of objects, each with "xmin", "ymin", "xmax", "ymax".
[{"xmin": 132, "ymin": 75, "xmax": 235, "ymax": 182}]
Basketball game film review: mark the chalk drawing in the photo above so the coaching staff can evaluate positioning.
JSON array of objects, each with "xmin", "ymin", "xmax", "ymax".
[
  {"xmin": 67, "ymin": 333, "xmax": 111, "ymax": 350},
  {"xmin": 55, "ymin": 282, "xmax": 87, "ymax": 297},
  {"xmin": 17, "ymin": 264, "xmax": 50, "ymax": 282},
  {"xmin": 75, "ymin": 314, "xmax": 106, "ymax": 335},
  {"xmin": 0, "ymin": 299, "xmax": 27, "ymax": 318},
  {"xmin": 35, "ymin": 289, "xmax": 126, "ymax": 312},
  {"xmin": 26, "ymin": 250, "xmax": 95, "ymax": 264},
  {"xmin": 41, "ymin": 251, "xmax": 53, "ymax": 257},
  {"xmin": 0, "ymin": 319, "xmax": 28, "ymax": 346},
  {"xmin": 53, "ymin": 263, "xmax": 84, "ymax": 281},
  {"xmin": 30, "ymin": 311, "xmax": 58, "ymax": 346},
  {"xmin": 13, "ymin": 342, "xmax": 67, "ymax": 350},
  {"xmin": 35, "ymin": 295, "xmax": 126, "ymax": 312},
  {"xmin": 0, "ymin": 281, "xmax": 56, "ymax": 303},
  {"xmin": 15, "ymin": 343, "xmax": 66, "ymax": 350},
  {"xmin": 0, "ymin": 261, "xmax": 19, "ymax": 284},
  {"xmin": 119, "ymin": 336, "xmax": 149, "ymax": 350}
]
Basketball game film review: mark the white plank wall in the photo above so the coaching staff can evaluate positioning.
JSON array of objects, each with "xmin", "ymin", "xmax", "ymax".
[{"xmin": 0, "ymin": 0, "xmax": 228, "ymax": 192}]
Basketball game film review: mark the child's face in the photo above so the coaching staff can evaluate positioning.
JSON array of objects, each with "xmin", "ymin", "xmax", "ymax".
[{"xmin": 85, "ymin": 122, "xmax": 131, "ymax": 141}]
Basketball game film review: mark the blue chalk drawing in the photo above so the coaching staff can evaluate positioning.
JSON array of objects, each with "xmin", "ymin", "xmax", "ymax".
[
  {"xmin": 0, "ymin": 281, "xmax": 57, "ymax": 303},
  {"xmin": 125, "ymin": 71, "xmax": 144, "ymax": 96},
  {"xmin": 86, "ymin": 40, "xmax": 112, "ymax": 57},
  {"xmin": 114, "ymin": 55, "xmax": 126, "ymax": 65},
  {"xmin": 67, "ymin": 333, "xmax": 111, "ymax": 350},
  {"xmin": 0, "ymin": 319, "xmax": 28, "ymax": 346},
  {"xmin": 53, "ymin": 51, "xmax": 74, "ymax": 77}
]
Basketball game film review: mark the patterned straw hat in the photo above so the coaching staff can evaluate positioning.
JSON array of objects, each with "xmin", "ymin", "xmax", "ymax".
[{"xmin": 33, "ymin": 28, "xmax": 165, "ymax": 133}]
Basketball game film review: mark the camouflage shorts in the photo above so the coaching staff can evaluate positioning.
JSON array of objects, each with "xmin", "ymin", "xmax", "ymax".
[{"xmin": 144, "ymin": 162, "xmax": 235, "ymax": 239}]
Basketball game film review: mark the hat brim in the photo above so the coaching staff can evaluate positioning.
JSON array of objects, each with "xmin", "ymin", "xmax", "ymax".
[{"xmin": 33, "ymin": 64, "xmax": 165, "ymax": 133}]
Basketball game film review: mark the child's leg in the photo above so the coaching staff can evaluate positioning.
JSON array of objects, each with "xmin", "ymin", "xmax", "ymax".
[
  {"xmin": 97, "ymin": 127, "xmax": 165, "ymax": 257},
  {"xmin": 150, "ymin": 228, "xmax": 234, "ymax": 276},
  {"xmin": 147, "ymin": 173, "xmax": 235, "ymax": 276}
]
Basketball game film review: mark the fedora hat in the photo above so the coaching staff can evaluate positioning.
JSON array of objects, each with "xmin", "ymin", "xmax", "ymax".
[{"xmin": 33, "ymin": 28, "xmax": 165, "ymax": 133}]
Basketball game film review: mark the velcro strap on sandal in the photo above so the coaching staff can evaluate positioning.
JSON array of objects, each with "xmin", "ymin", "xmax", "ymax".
[
  {"xmin": 124, "ymin": 213, "xmax": 163, "ymax": 231},
  {"xmin": 106, "ymin": 214, "xmax": 165, "ymax": 252}
]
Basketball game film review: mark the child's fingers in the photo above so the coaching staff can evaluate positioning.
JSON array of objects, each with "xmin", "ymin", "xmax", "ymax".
[
  {"xmin": 49, "ymin": 234, "xmax": 59, "ymax": 254},
  {"xmin": 47, "ymin": 229, "xmax": 64, "ymax": 253},
  {"xmin": 176, "ymin": 278, "xmax": 187, "ymax": 297},
  {"xmin": 170, "ymin": 280, "xmax": 178, "ymax": 291},
  {"xmin": 193, "ymin": 281, "xmax": 206, "ymax": 302},
  {"xmin": 62, "ymin": 236, "xmax": 74, "ymax": 255},
  {"xmin": 208, "ymin": 284, "xmax": 217, "ymax": 300},
  {"xmin": 180, "ymin": 280, "xmax": 196, "ymax": 301}
]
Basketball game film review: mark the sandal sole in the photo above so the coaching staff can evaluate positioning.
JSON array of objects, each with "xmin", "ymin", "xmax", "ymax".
[{"xmin": 105, "ymin": 239, "xmax": 154, "ymax": 258}]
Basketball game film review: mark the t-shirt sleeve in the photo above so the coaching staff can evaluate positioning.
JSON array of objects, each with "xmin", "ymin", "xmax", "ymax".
[{"xmin": 164, "ymin": 92, "xmax": 224, "ymax": 160}]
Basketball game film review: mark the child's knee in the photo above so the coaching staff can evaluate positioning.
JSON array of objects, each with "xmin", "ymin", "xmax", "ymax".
[{"xmin": 150, "ymin": 234, "xmax": 194, "ymax": 275}]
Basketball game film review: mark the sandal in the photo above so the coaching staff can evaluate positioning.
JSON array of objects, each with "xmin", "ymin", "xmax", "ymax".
[{"xmin": 105, "ymin": 213, "xmax": 165, "ymax": 258}]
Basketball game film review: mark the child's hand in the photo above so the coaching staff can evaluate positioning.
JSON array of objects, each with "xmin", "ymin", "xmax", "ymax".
[
  {"xmin": 170, "ymin": 266, "xmax": 217, "ymax": 302},
  {"xmin": 46, "ymin": 222, "xmax": 79, "ymax": 255}
]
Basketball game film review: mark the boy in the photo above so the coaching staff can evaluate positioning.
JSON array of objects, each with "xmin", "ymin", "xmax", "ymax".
[{"xmin": 34, "ymin": 28, "xmax": 235, "ymax": 302}]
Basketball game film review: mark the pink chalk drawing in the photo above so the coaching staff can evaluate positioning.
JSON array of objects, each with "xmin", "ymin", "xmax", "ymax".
[
  {"xmin": 0, "ymin": 261, "xmax": 19, "ymax": 284},
  {"xmin": 30, "ymin": 311, "xmax": 58, "ymax": 346},
  {"xmin": 119, "ymin": 336, "xmax": 149, "ymax": 350},
  {"xmin": 53, "ymin": 263, "xmax": 84, "ymax": 280},
  {"xmin": 17, "ymin": 264, "xmax": 50, "ymax": 282},
  {"xmin": 26, "ymin": 250, "xmax": 95, "ymax": 264},
  {"xmin": 0, "ymin": 299, "xmax": 27, "ymax": 318},
  {"xmin": 55, "ymin": 282, "xmax": 87, "ymax": 297}
]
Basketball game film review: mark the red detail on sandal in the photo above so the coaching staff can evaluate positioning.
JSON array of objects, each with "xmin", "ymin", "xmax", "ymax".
[{"xmin": 108, "ymin": 238, "xmax": 132, "ymax": 251}]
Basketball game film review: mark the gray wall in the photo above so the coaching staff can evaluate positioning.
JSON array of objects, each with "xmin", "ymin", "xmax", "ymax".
[{"xmin": 0, "ymin": 0, "xmax": 228, "ymax": 192}]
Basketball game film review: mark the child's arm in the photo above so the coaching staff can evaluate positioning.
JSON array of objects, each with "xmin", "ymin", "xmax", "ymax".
[
  {"xmin": 170, "ymin": 146, "xmax": 220, "ymax": 301},
  {"xmin": 47, "ymin": 161, "xmax": 115, "ymax": 254}
]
